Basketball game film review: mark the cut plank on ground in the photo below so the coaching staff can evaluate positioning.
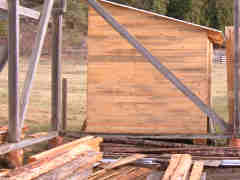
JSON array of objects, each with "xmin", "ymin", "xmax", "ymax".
[
  {"xmin": 162, "ymin": 154, "xmax": 182, "ymax": 180},
  {"xmin": 171, "ymin": 154, "xmax": 192, "ymax": 180},
  {"xmin": 28, "ymin": 136, "xmax": 102, "ymax": 163},
  {"xmin": 90, "ymin": 153, "xmax": 146, "ymax": 179},
  {"xmin": 4, "ymin": 137, "xmax": 103, "ymax": 180},
  {"xmin": 163, "ymin": 154, "xmax": 205, "ymax": 180},
  {"xmin": 189, "ymin": 161, "xmax": 204, "ymax": 180},
  {"xmin": 35, "ymin": 151, "xmax": 102, "ymax": 180}
]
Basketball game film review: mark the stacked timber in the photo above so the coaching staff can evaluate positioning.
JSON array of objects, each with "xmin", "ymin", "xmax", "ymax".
[
  {"xmin": 162, "ymin": 154, "xmax": 205, "ymax": 180},
  {"xmin": 89, "ymin": 154, "xmax": 155, "ymax": 180},
  {"xmin": 101, "ymin": 137, "xmax": 240, "ymax": 158},
  {"xmin": 2, "ymin": 136, "xmax": 103, "ymax": 180}
]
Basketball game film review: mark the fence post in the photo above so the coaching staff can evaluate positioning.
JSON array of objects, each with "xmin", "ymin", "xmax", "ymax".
[{"xmin": 62, "ymin": 78, "xmax": 68, "ymax": 132}]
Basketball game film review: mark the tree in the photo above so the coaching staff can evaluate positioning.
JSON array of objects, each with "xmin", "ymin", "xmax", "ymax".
[{"xmin": 166, "ymin": 0, "xmax": 192, "ymax": 20}]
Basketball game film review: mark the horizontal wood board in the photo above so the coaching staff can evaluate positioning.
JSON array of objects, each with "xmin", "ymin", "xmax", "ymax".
[{"xmin": 86, "ymin": 2, "xmax": 210, "ymax": 134}]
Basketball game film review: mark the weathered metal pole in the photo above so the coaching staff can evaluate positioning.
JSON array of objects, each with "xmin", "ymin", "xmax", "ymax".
[
  {"xmin": 49, "ymin": 0, "xmax": 66, "ymax": 148},
  {"xmin": 51, "ymin": 0, "xmax": 66, "ymax": 132},
  {"xmin": 8, "ymin": 0, "xmax": 20, "ymax": 143},
  {"xmin": 62, "ymin": 78, "xmax": 68, "ymax": 131},
  {"xmin": 7, "ymin": 0, "xmax": 23, "ymax": 168},
  {"xmin": 234, "ymin": 0, "xmax": 240, "ymax": 135},
  {"xmin": 87, "ymin": 0, "xmax": 229, "ymax": 132}
]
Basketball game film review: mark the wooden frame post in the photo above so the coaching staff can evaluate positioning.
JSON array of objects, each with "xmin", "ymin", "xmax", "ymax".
[
  {"xmin": 7, "ymin": 0, "xmax": 22, "ymax": 167},
  {"xmin": 62, "ymin": 78, "xmax": 68, "ymax": 131},
  {"xmin": 50, "ymin": 0, "xmax": 66, "ymax": 147}
]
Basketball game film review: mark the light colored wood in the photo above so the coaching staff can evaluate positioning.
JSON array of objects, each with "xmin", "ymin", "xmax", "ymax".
[
  {"xmin": 226, "ymin": 27, "xmax": 235, "ymax": 127},
  {"xmin": 162, "ymin": 154, "xmax": 182, "ymax": 180},
  {"xmin": 65, "ymin": 168, "xmax": 93, "ymax": 180},
  {"xmin": 163, "ymin": 154, "xmax": 192, "ymax": 180},
  {"xmin": 0, "ymin": 169, "xmax": 9, "ymax": 177},
  {"xmin": 170, "ymin": 154, "xmax": 192, "ymax": 180},
  {"xmin": 189, "ymin": 161, "xmax": 204, "ymax": 180},
  {"xmin": 86, "ymin": 1, "xmax": 211, "ymax": 134},
  {"xmin": 90, "ymin": 154, "xmax": 146, "ymax": 178},
  {"xmin": 35, "ymin": 151, "xmax": 101, "ymax": 180},
  {"xmin": 28, "ymin": 136, "xmax": 102, "ymax": 163},
  {"xmin": 6, "ymin": 150, "xmax": 23, "ymax": 168},
  {"xmin": 0, "ymin": 0, "xmax": 40, "ymax": 19},
  {"xmin": 7, "ymin": 145, "xmax": 100, "ymax": 180}
]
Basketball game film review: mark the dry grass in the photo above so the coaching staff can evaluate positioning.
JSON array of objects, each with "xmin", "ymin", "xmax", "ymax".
[
  {"xmin": 0, "ymin": 56, "xmax": 86, "ymax": 134},
  {"xmin": 211, "ymin": 63, "xmax": 228, "ymax": 124}
]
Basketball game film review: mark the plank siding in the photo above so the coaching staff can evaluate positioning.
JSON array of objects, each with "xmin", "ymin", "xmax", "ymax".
[{"xmin": 86, "ymin": 2, "xmax": 210, "ymax": 134}]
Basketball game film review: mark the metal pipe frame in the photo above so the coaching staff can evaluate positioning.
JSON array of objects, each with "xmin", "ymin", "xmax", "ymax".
[
  {"xmin": 51, "ymin": 2, "xmax": 64, "ymax": 132},
  {"xmin": 65, "ymin": 131, "xmax": 240, "ymax": 140},
  {"xmin": 0, "ymin": 0, "xmax": 63, "ymax": 157},
  {"xmin": 0, "ymin": 131, "xmax": 58, "ymax": 156},
  {"xmin": 233, "ymin": 0, "xmax": 240, "ymax": 136},
  {"xmin": 8, "ymin": 0, "xmax": 21, "ymax": 143},
  {"xmin": 19, "ymin": 0, "xmax": 54, "ymax": 129}
]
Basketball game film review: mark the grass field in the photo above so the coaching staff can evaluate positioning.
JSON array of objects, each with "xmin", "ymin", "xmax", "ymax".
[
  {"xmin": 0, "ymin": 56, "xmax": 87, "ymax": 134},
  {"xmin": 211, "ymin": 63, "xmax": 228, "ymax": 126},
  {"xmin": 0, "ymin": 58, "xmax": 228, "ymax": 134}
]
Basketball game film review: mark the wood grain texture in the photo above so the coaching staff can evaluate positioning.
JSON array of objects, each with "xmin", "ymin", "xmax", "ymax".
[
  {"xmin": 189, "ymin": 161, "xmax": 204, "ymax": 180},
  {"xmin": 86, "ymin": 2, "xmax": 210, "ymax": 134},
  {"xmin": 225, "ymin": 27, "xmax": 235, "ymax": 128}
]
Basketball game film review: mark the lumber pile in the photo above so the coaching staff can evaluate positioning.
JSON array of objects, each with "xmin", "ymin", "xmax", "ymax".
[
  {"xmin": 163, "ymin": 154, "xmax": 205, "ymax": 180},
  {"xmin": 101, "ymin": 136, "xmax": 240, "ymax": 158},
  {"xmin": 89, "ymin": 154, "xmax": 154, "ymax": 180},
  {"xmin": 2, "ymin": 136, "xmax": 103, "ymax": 180}
]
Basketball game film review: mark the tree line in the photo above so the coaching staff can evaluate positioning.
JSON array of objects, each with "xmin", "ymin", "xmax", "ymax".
[
  {"xmin": 18, "ymin": 0, "xmax": 234, "ymax": 32},
  {"xmin": 110, "ymin": 0, "xmax": 234, "ymax": 32}
]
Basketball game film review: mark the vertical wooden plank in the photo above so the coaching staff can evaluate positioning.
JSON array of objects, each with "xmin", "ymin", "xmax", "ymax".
[
  {"xmin": 51, "ymin": 0, "xmax": 64, "ymax": 132},
  {"xmin": 19, "ymin": 0, "xmax": 54, "ymax": 128},
  {"xmin": 62, "ymin": 78, "xmax": 68, "ymax": 131},
  {"xmin": 171, "ymin": 154, "xmax": 192, "ymax": 180},
  {"xmin": 226, "ymin": 27, "xmax": 234, "ymax": 130},
  {"xmin": 162, "ymin": 154, "xmax": 182, "ymax": 180},
  {"xmin": 189, "ymin": 161, "xmax": 204, "ymax": 180},
  {"xmin": 8, "ymin": 0, "xmax": 20, "ymax": 143},
  {"xmin": 207, "ymin": 39, "xmax": 215, "ymax": 134}
]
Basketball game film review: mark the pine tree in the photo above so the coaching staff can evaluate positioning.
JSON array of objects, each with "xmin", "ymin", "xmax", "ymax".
[{"xmin": 166, "ymin": 0, "xmax": 192, "ymax": 20}]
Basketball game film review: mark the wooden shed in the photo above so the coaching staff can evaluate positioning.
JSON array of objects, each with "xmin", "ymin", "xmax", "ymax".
[{"xmin": 86, "ymin": 0, "xmax": 224, "ymax": 134}]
